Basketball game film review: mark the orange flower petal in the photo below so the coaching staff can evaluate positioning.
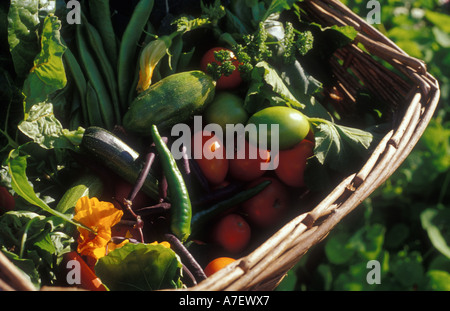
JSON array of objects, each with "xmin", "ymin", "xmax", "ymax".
[{"xmin": 73, "ymin": 197, "xmax": 124, "ymax": 260}]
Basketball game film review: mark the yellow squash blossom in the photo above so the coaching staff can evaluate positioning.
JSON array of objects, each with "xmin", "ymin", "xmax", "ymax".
[
  {"xmin": 136, "ymin": 36, "xmax": 172, "ymax": 93},
  {"xmin": 73, "ymin": 196, "xmax": 123, "ymax": 260}
]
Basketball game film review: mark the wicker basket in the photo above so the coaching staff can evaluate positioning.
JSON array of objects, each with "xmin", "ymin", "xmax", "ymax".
[
  {"xmin": 0, "ymin": 0, "xmax": 440, "ymax": 292},
  {"xmin": 186, "ymin": 0, "xmax": 440, "ymax": 291}
]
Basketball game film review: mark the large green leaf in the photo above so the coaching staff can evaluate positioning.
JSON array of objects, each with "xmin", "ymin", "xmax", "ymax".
[
  {"xmin": 7, "ymin": 0, "xmax": 41, "ymax": 78},
  {"xmin": 6, "ymin": 149, "xmax": 88, "ymax": 230},
  {"xmin": 245, "ymin": 61, "xmax": 305, "ymax": 114},
  {"xmin": 95, "ymin": 243, "xmax": 184, "ymax": 291},
  {"xmin": 0, "ymin": 210, "xmax": 74, "ymax": 286},
  {"xmin": 22, "ymin": 13, "xmax": 67, "ymax": 114},
  {"xmin": 7, "ymin": 0, "xmax": 56, "ymax": 79},
  {"xmin": 312, "ymin": 119, "xmax": 373, "ymax": 170},
  {"xmin": 18, "ymin": 102, "xmax": 84, "ymax": 150}
]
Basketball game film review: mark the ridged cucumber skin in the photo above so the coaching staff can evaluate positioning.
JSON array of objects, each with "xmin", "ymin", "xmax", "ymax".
[
  {"xmin": 123, "ymin": 70, "xmax": 216, "ymax": 135},
  {"xmin": 80, "ymin": 127, "xmax": 160, "ymax": 201},
  {"xmin": 55, "ymin": 174, "xmax": 104, "ymax": 214}
]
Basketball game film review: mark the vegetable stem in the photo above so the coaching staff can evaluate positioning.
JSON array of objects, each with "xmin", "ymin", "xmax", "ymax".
[
  {"xmin": 164, "ymin": 233, "xmax": 206, "ymax": 283},
  {"xmin": 19, "ymin": 217, "xmax": 37, "ymax": 259}
]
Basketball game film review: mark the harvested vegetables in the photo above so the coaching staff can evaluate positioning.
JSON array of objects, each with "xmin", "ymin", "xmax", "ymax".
[{"xmin": 0, "ymin": 0, "xmax": 383, "ymax": 290}]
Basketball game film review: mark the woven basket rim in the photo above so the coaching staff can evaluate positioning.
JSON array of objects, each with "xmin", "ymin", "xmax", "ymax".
[{"xmin": 0, "ymin": 0, "xmax": 440, "ymax": 292}]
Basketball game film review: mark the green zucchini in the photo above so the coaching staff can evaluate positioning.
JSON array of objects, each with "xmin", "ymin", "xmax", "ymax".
[
  {"xmin": 56, "ymin": 173, "xmax": 104, "ymax": 214},
  {"xmin": 123, "ymin": 70, "xmax": 216, "ymax": 135},
  {"xmin": 81, "ymin": 126, "xmax": 160, "ymax": 201}
]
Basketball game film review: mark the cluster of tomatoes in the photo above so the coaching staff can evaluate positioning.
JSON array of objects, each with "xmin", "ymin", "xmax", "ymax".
[
  {"xmin": 109, "ymin": 47, "xmax": 315, "ymax": 277},
  {"xmin": 196, "ymin": 47, "xmax": 315, "ymax": 276}
]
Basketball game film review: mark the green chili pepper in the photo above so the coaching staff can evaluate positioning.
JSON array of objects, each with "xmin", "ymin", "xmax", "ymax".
[
  {"xmin": 190, "ymin": 180, "xmax": 271, "ymax": 232},
  {"xmin": 151, "ymin": 124, "xmax": 192, "ymax": 242},
  {"xmin": 117, "ymin": 0, "xmax": 155, "ymax": 109}
]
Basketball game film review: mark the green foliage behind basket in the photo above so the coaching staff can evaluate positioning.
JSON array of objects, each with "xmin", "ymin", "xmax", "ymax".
[{"xmin": 277, "ymin": 0, "xmax": 450, "ymax": 291}]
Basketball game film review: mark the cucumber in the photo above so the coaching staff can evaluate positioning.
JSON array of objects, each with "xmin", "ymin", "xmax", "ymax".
[
  {"xmin": 56, "ymin": 173, "xmax": 104, "ymax": 214},
  {"xmin": 123, "ymin": 70, "xmax": 216, "ymax": 135},
  {"xmin": 81, "ymin": 127, "xmax": 160, "ymax": 201}
]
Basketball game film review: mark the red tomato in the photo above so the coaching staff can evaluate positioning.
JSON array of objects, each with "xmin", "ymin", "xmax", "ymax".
[
  {"xmin": 192, "ymin": 130, "xmax": 229, "ymax": 185},
  {"xmin": 242, "ymin": 177, "xmax": 289, "ymax": 228},
  {"xmin": 200, "ymin": 47, "xmax": 242, "ymax": 90},
  {"xmin": 204, "ymin": 257, "xmax": 236, "ymax": 277},
  {"xmin": 229, "ymin": 140, "xmax": 270, "ymax": 182},
  {"xmin": 212, "ymin": 213, "xmax": 251, "ymax": 254},
  {"xmin": 0, "ymin": 186, "xmax": 15, "ymax": 213},
  {"xmin": 274, "ymin": 139, "xmax": 314, "ymax": 188}
]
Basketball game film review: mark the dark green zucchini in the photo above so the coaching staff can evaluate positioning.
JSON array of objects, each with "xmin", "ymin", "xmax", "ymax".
[{"xmin": 81, "ymin": 126, "xmax": 159, "ymax": 201}]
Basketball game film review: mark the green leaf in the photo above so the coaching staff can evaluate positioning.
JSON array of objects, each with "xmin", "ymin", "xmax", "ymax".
[
  {"xmin": 425, "ymin": 10, "xmax": 450, "ymax": 34},
  {"xmin": 311, "ymin": 119, "xmax": 373, "ymax": 170},
  {"xmin": 7, "ymin": 0, "xmax": 40, "ymax": 78},
  {"xmin": 6, "ymin": 149, "xmax": 87, "ymax": 229},
  {"xmin": 245, "ymin": 61, "xmax": 305, "ymax": 114},
  {"xmin": 420, "ymin": 208, "xmax": 450, "ymax": 259},
  {"xmin": 348, "ymin": 224, "xmax": 385, "ymax": 260},
  {"xmin": 425, "ymin": 270, "xmax": 450, "ymax": 291},
  {"xmin": 279, "ymin": 60, "xmax": 323, "ymax": 106},
  {"xmin": 0, "ymin": 247, "xmax": 40, "ymax": 288},
  {"xmin": 7, "ymin": 0, "xmax": 59, "ymax": 79},
  {"xmin": 317, "ymin": 264, "xmax": 333, "ymax": 291},
  {"xmin": 18, "ymin": 102, "xmax": 83, "ymax": 150},
  {"xmin": 313, "ymin": 120, "xmax": 342, "ymax": 166},
  {"xmin": 418, "ymin": 118, "xmax": 450, "ymax": 173},
  {"xmin": 275, "ymin": 270, "xmax": 297, "ymax": 291},
  {"xmin": 309, "ymin": 22, "xmax": 358, "ymax": 43},
  {"xmin": 428, "ymin": 255, "xmax": 450, "ymax": 273},
  {"xmin": 433, "ymin": 27, "xmax": 450, "ymax": 48},
  {"xmin": 22, "ymin": 14, "xmax": 67, "ymax": 114},
  {"xmin": 337, "ymin": 124, "xmax": 374, "ymax": 154},
  {"xmin": 0, "ymin": 211, "xmax": 74, "ymax": 286},
  {"xmin": 333, "ymin": 271, "xmax": 364, "ymax": 291},
  {"xmin": 390, "ymin": 251, "xmax": 424, "ymax": 288},
  {"xmin": 384, "ymin": 223, "xmax": 410, "ymax": 249},
  {"xmin": 225, "ymin": 8, "xmax": 250, "ymax": 34},
  {"xmin": 0, "ymin": 211, "xmax": 44, "ymax": 248},
  {"xmin": 95, "ymin": 243, "xmax": 184, "ymax": 291},
  {"xmin": 324, "ymin": 232, "xmax": 355, "ymax": 265},
  {"xmin": 261, "ymin": 0, "xmax": 298, "ymax": 22}
]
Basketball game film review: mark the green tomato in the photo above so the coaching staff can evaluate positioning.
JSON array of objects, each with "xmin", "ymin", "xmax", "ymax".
[
  {"xmin": 247, "ymin": 106, "xmax": 310, "ymax": 150},
  {"xmin": 204, "ymin": 92, "xmax": 249, "ymax": 130}
]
